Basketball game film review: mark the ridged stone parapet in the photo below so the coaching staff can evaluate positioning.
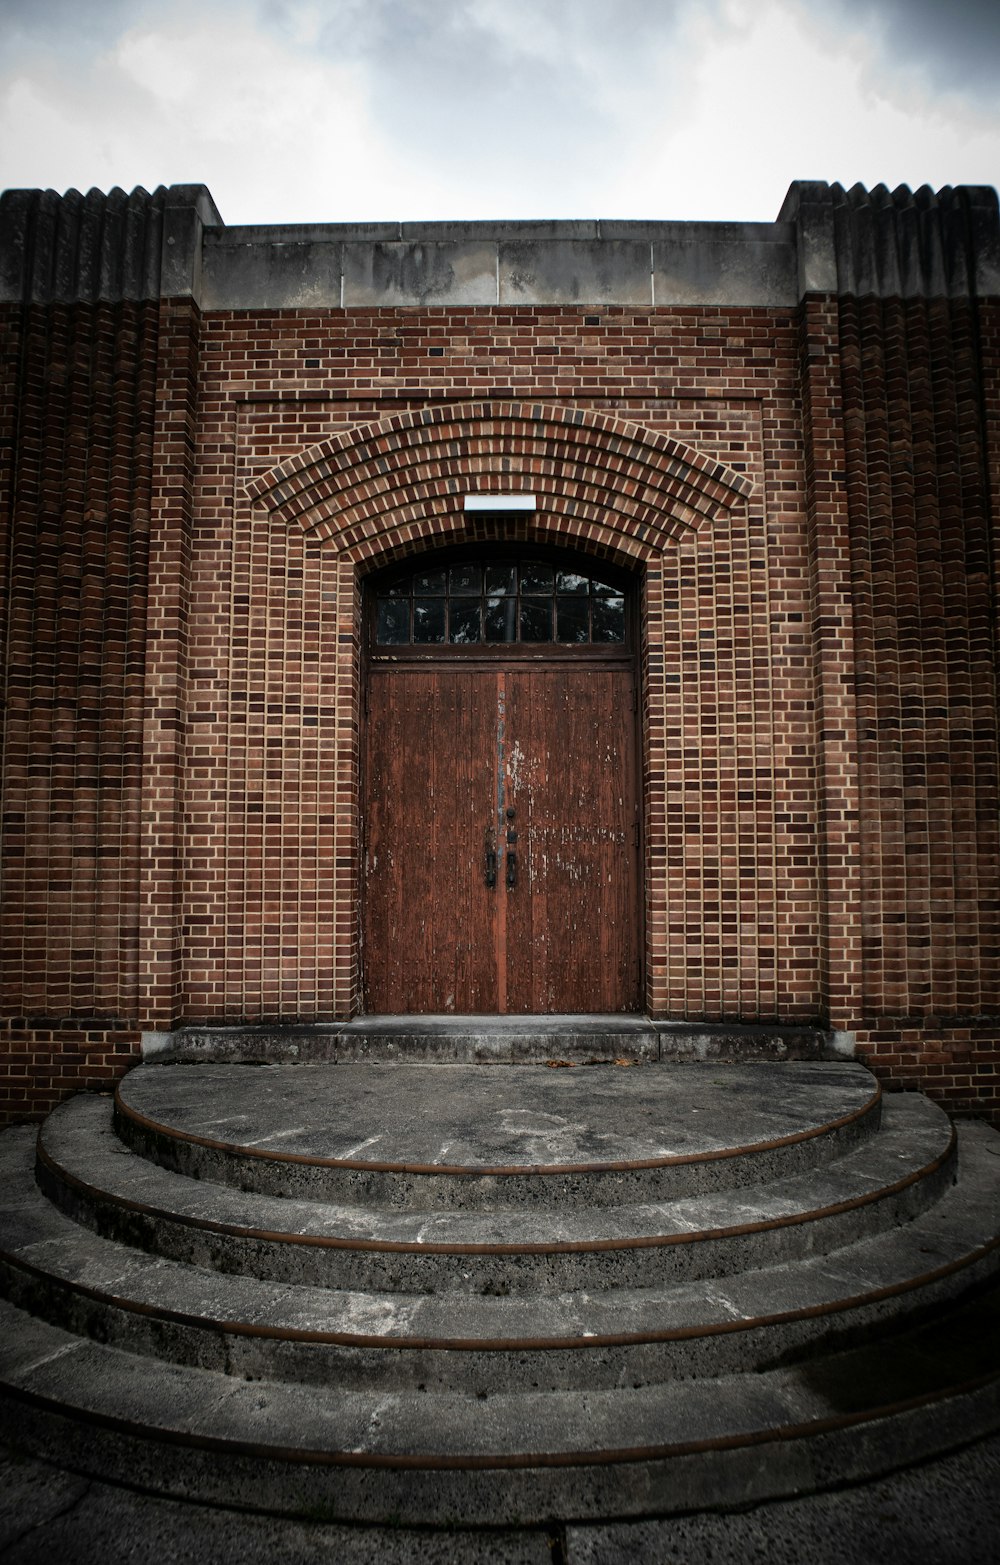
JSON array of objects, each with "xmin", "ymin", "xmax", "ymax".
[{"xmin": 2, "ymin": 180, "xmax": 996, "ymax": 308}]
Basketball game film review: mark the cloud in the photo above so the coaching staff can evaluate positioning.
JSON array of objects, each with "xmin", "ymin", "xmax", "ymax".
[
  {"xmin": 258, "ymin": 0, "xmax": 721, "ymax": 213},
  {"xmin": 0, "ymin": 0, "xmax": 996, "ymax": 222},
  {"xmin": 627, "ymin": 1, "xmax": 1000, "ymax": 221},
  {"xmin": 0, "ymin": 0, "xmax": 726, "ymax": 219},
  {"xmin": 1, "ymin": 0, "xmax": 137, "ymax": 59},
  {"xmin": 0, "ymin": 2, "xmax": 430, "ymax": 217},
  {"xmin": 826, "ymin": 0, "xmax": 1000, "ymax": 99}
]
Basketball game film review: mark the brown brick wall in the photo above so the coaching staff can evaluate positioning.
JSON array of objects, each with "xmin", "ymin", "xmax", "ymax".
[
  {"xmin": 2, "ymin": 295, "xmax": 998, "ymax": 1123},
  {"xmin": 1, "ymin": 296, "xmax": 158, "ymax": 1118},
  {"xmin": 835, "ymin": 292, "xmax": 1000, "ymax": 1117},
  {"xmin": 218, "ymin": 310, "xmax": 820, "ymax": 1027},
  {"xmin": 840, "ymin": 294, "xmax": 999, "ymax": 1021},
  {"xmin": 0, "ymin": 1018, "xmax": 138, "ymax": 1124},
  {"xmin": 0, "ymin": 299, "xmax": 157, "ymax": 1022}
]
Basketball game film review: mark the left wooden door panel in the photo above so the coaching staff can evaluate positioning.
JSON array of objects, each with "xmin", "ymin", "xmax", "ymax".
[{"xmin": 363, "ymin": 668, "xmax": 498, "ymax": 1013}]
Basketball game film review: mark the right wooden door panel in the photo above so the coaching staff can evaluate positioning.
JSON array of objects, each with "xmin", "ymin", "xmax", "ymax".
[{"xmin": 504, "ymin": 666, "xmax": 640, "ymax": 1013}]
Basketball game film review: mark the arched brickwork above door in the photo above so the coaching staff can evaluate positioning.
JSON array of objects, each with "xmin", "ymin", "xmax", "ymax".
[
  {"xmin": 246, "ymin": 402, "xmax": 754, "ymax": 561},
  {"xmin": 243, "ymin": 402, "xmax": 758, "ymax": 1021}
]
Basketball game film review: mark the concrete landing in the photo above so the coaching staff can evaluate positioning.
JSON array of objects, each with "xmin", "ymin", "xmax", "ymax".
[{"xmin": 117, "ymin": 1059, "xmax": 876, "ymax": 1172}]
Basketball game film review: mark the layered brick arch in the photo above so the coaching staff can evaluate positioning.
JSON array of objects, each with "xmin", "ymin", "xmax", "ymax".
[
  {"xmin": 247, "ymin": 403, "xmax": 755, "ymax": 1018},
  {"xmin": 247, "ymin": 401, "xmax": 754, "ymax": 557}
]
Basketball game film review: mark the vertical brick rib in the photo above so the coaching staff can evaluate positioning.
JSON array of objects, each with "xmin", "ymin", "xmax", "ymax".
[
  {"xmin": 843, "ymin": 287, "xmax": 998, "ymax": 1027},
  {"xmin": 65, "ymin": 295, "xmax": 100, "ymax": 1014},
  {"xmin": 2, "ymin": 294, "xmax": 155, "ymax": 1036},
  {"xmin": 138, "ymin": 298, "xmax": 200, "ymax": 1028},
  {"xmin": 118, "ymin": 302, "xmax": 148, "ymax": 1016},
  {"xmin": 799, "ymin": 297, "xmax": 863, "ymax": 1027},
  {"xmin": 975, "ymin": 300, "xmax": 1000, "ymax": 1016},
  {"xmin": 921, "ymin": 295, "xmax": 964, "ymax": 1016},
  {"xmin": 951, "ymin": 298, "xmax": 1000, "ymax": 1014},
  {"xmin": 839, "ymin": 296, "xmax": 882, "ymax": 1014},
  {"xmin": 884, "ymin": 295, "xmax": 931, "ymax": 1014}
]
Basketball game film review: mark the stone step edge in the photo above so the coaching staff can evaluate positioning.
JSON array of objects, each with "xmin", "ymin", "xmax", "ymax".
[
  {"xmin": 4, "ymin": 1374, "xmax": 998, "ymax": 1528},
  {"xmin": 0, "ymin": 1287, "xmax": 998, "ymax": 1472},
  {"xmin": 113, "ymin": 1075, "xmax": 882, "ymax": 1179},
  {"xmin": 5, "ymin": 1123, "xmax": 999, "ymax": 1364},
  {"xmin": 37, "ymin": 1100, "xmax": 956, "ymax": 1258},
  {"xmin": 147, "ymin": 1020, "xmax": 848, "ymax": 1067},
  {"xmin": 4, "ymin": 1209, "xmax": 997, "ymax": 1357},
  {"xmin": 4, "ymin": 1372, "xmax": 999, "ymax": 1474}
]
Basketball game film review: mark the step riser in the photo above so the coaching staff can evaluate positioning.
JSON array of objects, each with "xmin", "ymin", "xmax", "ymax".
[
  {"xmin": 3, "ymin": 1247, "xmax": 997, "ymax": 1395},
  {"xmin": 113, "ymin": 1098, "xmax": 884, "ymax": 1209},
  {"xmin": 36, "ymin": 1148, "xmax": 959, "ymax": 1295},
  {"xmin": 155, "ymin": 1024, "xmax": 840, "ymax": 1069},
  {"xmin": 2, "ymin": 1376, "xmax": 998, "ymax": 1527}
]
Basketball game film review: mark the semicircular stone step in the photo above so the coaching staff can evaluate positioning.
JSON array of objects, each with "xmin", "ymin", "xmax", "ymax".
[
  {"xmin": 1, "ymin": 1281, "xmax": 999, "ymax": 1527},
  {"xmin": 2, "ymin": 1123, "xmax": 998, "ymax": 1394},
  {"xmin": 36, "ymin": 1092, "xmax": 956, "ymax": 1294},
  {"xmin": 114, "ymin": 1060, "xmax": 883, "ymax": 1208}
]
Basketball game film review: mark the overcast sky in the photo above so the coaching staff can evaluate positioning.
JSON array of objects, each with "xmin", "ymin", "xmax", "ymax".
[{"xmin": 0, "ymin": 0, "xmax": 997, "ymax": 225}]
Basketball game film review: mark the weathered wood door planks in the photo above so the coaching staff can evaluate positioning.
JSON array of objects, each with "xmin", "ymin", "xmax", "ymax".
[{"xmin": 363, "ymin": 661, "xmax": 640, "ymax": 1014}]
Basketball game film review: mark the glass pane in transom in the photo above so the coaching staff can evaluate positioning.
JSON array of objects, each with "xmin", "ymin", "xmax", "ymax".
[
  {"xmin": 376, "ymin": 598, "xmax": 410, "ymax": 643},
  {"xmin": 485, "ymin": 563, "xmax": 517, "ymax": 596},
  {"xmin": 450, "ymin": 563, "xmax": 482, "ymax": 595},
  {"xmin": 591, "ymin": 595, "xmax": 625, "ymax": 642},
  {"xmin": 449, "ymin": 601, "xmax": 482, "ymax": 642},
  {"xmin": 485, "ymin": 596, "xmax": 517, "ymax": 641},
  {"xmin": 413, "ymin": 598, "xmax": 446, "ymax": 643},
  {"xmin": 520, "ymin": 561, "xmax": 554, "ymax": 594},
  {"xmin": 557, "ymin": 597, "xmax": 589, "ymax": 643},
  {"xmin": 520, "ymin": 600, "xmax": 553, "ymax": 641}
]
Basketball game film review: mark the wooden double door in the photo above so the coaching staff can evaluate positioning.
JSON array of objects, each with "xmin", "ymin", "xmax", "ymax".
[{"xmin": 363, "ymin": 653, "xmax": 641, "ymax": 1016}]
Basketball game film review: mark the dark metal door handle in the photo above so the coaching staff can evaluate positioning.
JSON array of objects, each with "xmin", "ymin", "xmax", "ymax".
[
  {"xmin": 506, "ymin": 850, "xmax": 517, "ymax": 889},
  {"xmin": 484, "ymin": 825, "xmax": 497, "ymax": 888}
]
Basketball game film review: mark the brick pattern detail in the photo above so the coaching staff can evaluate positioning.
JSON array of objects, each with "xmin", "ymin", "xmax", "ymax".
[
  {"xmin": 0, "ymin": 1019, "xmax": 138, "ymax": 1124},
  {"xmin": 855, "ymin": 1024, "xmax": 1000, "ymax": 1126},
  {"xmin": 202, "ymin": 350, "xmax": 821, "ymax": 1027}
]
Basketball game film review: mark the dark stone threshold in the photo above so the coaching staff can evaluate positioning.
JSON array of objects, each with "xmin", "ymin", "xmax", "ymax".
[{"xmin": 142, "ymin": 1017, "xmax": 852, "ymax": 1066}]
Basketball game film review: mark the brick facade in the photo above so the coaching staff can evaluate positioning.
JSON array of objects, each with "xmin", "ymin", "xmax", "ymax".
[{"xmin": 1, "ymin": 181, "xmax": 998, "ymax": 1123}]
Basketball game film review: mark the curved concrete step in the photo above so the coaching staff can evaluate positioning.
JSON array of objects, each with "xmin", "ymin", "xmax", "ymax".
[
  {"xmin": 1, "ymin": 1124, "xmax": 998, "ymax": 1393},
  {"xmin": 1, "ymin": 1284, "xmax": 998, "ymax": 1526},
  {"xmin": 114, "ymin": 1060, "xmax": 882, "ymax": 1209},
  {"xmin": 37, "ymin": 1093, "xmax": 956, "ymax": 1293}
]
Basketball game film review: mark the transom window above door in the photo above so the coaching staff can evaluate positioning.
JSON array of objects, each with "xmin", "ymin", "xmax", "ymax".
[{"xmin": 373, "ymin": 553, "xmax": 627, "ymax": 648}]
